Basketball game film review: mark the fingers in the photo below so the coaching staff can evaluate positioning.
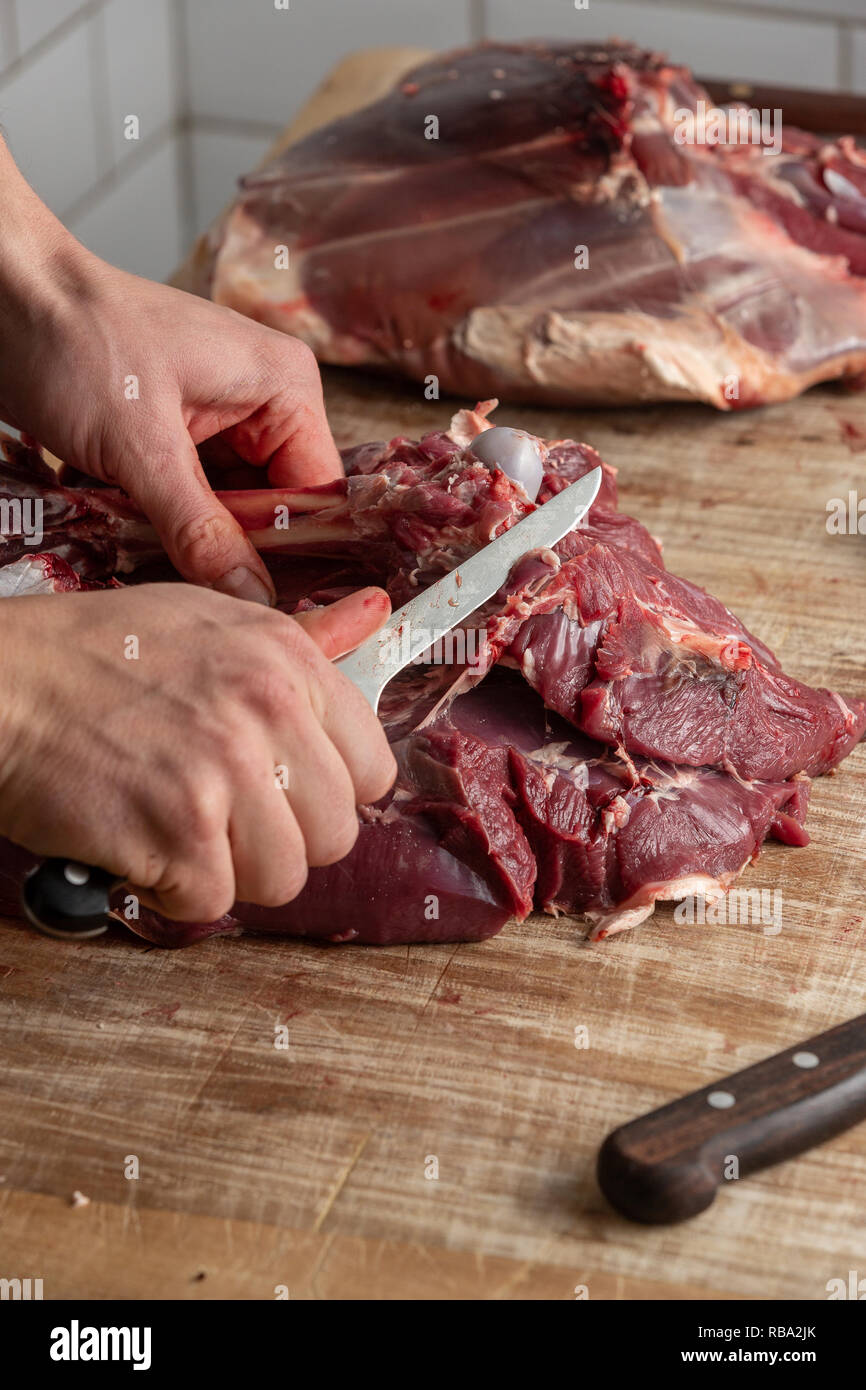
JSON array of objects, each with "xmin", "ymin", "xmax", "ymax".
[
  {"xmin": 278, "ymin": 719, "xmax": 361, "ymax": 867},
  {"xmin": 128, "ymin": 768, "xmax": 309, "ymax": 922},
  {"xmin": 315, "ymin": 665, "xmax": 399, "ymax": 807},
  {"xmin": 221, "ymin": 340, "xmax": 343, "ymax": 488},
  {"xmin": 323, "ymin": 694, "xmax": 398, "ymax": 807},
  {"xmin": 229, "ymin": 776, "xmax": 310, "ymax": 905},
  {"xmin": 136, "ymin": 832, "xmax": 237, "ymax": 924},
  {"xmin": 292, "ymin": 586, "xmax": 391, "ymax": 659},
  {"xmin": 291, "ymin": 589, "xmax": 398, "ymax": 805},
  {"xmin": 128, "ymin": 432, "xmax": 276, "ymax": 603},
  {"xmin": 136, "ymin": 722, "xmax": 367, "ymax": 922}
]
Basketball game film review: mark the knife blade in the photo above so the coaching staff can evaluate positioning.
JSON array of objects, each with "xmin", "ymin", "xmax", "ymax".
[
  {"xmin": 334, "ymin": 466, "xmax": 602, "ymax": 711},
  {"xmin": 20, "ymin": 467, "xmax": 601, "ymax": 938}
]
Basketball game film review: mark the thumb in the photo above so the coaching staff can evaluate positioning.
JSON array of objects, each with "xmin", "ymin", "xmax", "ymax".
[
  {"xmin": 292, "ymin": 587, "xmax": 391, "ymax": 660},
  {"xmin": 131, "ymin": 434, "xmax": 276, "ymax": 605}
]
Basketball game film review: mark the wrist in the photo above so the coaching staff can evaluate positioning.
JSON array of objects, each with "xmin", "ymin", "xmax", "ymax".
[{"xmin": 0, "ymin": 141, "xmax": 99, "ymax": 331}]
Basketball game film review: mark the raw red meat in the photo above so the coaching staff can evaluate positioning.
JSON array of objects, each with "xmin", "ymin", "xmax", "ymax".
[
  {"xmin": 0, "ymin": 407, "xmax": 861, "ymax": 947},
  {"xmin": 195, "ymin": 39, "xmax": 866, "ymax": 410}
]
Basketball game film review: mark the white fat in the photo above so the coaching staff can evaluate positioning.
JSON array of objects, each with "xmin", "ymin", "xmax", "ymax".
[
  {"xmin": 823, "ymin": 166, "xmax": 866, "ymax": 205},
  {"xmin": 641, "ymin": 602, "xmax": 750, "ymax": 670},
  {"xmin": 447, "ymin": 400, "xmax": 499, "ymax": 448},
  {"xmin": 586, "ymin": 871, "xmax": 739, "ymax": 941},
  {"xmin": 601, "ymin": 794, "xmax": 631, "ymax": 833},
  {"xmin": 830, "ymin": 689, "xmax": 857, "ymax": 729},
  {"xmin": 526, "ymin": 741, "xmax": 590, "ymax": 790}
]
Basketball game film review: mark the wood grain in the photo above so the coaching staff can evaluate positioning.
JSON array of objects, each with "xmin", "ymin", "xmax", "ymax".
[
  {"xmin": 598, "ymin": 1014, "xmax": 866, "ymax": 1223},
  {"xmin": 1, "ymin": 50, "xmax": 865, "ymax": 1302}
]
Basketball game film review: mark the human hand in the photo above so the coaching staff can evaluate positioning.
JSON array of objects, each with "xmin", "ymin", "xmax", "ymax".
[
  {"xmin": 0, "ymin": 142, "xmax": 342, "ymax": 605},
  {"xmin": 0, "ymin": 584, "xmax": 396, "ymax": 921}
]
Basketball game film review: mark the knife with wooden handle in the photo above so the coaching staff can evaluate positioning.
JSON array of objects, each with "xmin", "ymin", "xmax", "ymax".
[
  {"xmin": 597, "ymin": 1013, "xmax": 866, "ymax": 1223},
  {"xmin": 20, "ymin": 467, "xmax": 602, "ymax": 939}
]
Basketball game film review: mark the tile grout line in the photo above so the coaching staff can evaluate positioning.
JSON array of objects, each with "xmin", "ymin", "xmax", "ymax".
[
  {"xmin": 0, "ymin": 0, "xmax": 18, "ymax": 66},
  {"xmin": 0, "ymin": 0, "xmax": 104, "ymax": 90},
  {"xmin": 185, "ymin": 112, "xmax": 290, "ymax": 141},
  {"xmin": 87, "ymin": 0, "xmax": 113, "ymax": 183},
  {"xmin": 61, "ymin": 118, "xmax": 178, "ymax": 228},
  {"xmin": 171, "ymin": 0, "xmax": 197, "ymax": 265}
]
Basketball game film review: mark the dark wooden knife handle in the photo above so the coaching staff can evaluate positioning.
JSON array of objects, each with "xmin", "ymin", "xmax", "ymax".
[{"xmin": 597, "ymin": 1014, "xmax": 866, "ymax": 1224}]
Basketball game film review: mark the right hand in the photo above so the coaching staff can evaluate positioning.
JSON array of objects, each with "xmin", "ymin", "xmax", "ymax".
[{"xmin": 0, "ymin": 583, "xmax": 397, "ymax": 922}]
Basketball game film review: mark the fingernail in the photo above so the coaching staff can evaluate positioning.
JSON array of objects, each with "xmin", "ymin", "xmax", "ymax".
[{"xmin": 214, "ymin": 566, "xmax": 274, "ymax": 606}]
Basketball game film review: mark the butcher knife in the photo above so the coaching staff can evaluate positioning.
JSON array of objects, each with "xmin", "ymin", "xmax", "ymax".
[
  {"xmin": 20, "ymin": 466, "xmax": 602, "ymax": 939},
  {"xmin": 598, "ymin": 1016, "xmax": 866, "ymax": 1224}
]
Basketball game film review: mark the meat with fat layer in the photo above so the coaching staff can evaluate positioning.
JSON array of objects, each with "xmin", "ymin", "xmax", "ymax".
[{"xmin": 197, "ymin": 39, "xmax": 866, "ymax": 410}]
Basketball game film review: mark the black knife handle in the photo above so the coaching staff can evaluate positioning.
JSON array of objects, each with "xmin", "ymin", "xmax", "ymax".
[
  {"xmin": 22, "ymin": 858, "xmax": 120, "ymax": 939},
  {"xmin": 597, "ymin": 1013, "xmax": 866, "ymax": 1224}
]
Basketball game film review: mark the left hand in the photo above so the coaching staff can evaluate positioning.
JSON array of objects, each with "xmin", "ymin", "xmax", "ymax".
[{"xmin": 0, "ymin": 159, "xmax": 342, "ymax": 605}]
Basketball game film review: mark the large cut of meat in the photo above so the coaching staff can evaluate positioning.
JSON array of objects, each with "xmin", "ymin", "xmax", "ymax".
[
  {"xmin": 189, "ymin": 39, "xmax": 866, "ymax": 410},
  {"xmin": 0, "ymin": 406, "xmax": 862, "ymax": 948}
]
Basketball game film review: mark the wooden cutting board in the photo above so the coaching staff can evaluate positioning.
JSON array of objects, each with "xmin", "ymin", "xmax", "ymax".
[{"xmin": 2, "ymin": 50, "xmax": 866, "ymax": 1303}]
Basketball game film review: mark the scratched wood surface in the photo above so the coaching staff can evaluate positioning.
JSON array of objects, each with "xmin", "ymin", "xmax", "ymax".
[{"xmin": 2, "ymin": 51, "xmax": 865, "ymax": 1303}]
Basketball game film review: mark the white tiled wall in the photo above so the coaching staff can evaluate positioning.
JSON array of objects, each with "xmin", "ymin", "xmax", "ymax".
[
  {"xmin": 190, "ymin": 127, "xmax": 273, "ymax": 234},
  {"xmin": 0, "ymin": 0, "xmax": 863, "ymax": 285},
  {"xmin": 69, "ymin": 140, "xmax": 184, "ymax": 282},
  {"xmin": 183, "ymin": 0, "xmax": 473, "ymax": 128},
  {"xmin": 0, "ymin": 0, "xmax": 181, "ymax": 277},
  {"xmin": 102, "ymin": 0, "xmax": 176, "ymax": 167},
  {"xmin": 14, "ymin": 1, "xmax": 89, "ymax": 55},
  {"xmin": 1, "ymin": 19, "xmax": 101, "ymax": 213}
]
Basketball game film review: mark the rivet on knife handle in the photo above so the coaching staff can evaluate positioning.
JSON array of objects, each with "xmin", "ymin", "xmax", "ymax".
[
  {"xmin": 597, "ymin": 1014, "xmax": 866, "ymax": 1224},
  {"xmin": 22, "ymin": 859, "xmax": 120, "ymax": 940}
]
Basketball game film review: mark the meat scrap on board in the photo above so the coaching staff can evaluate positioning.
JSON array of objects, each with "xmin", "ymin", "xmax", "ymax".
[{"xmin": 0, "ymin": 404, "xmax": 862, "ymax": 948}]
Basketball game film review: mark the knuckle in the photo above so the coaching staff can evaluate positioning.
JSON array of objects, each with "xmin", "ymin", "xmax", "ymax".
[
  {"xmin": 264, "ymin": 860, "xmax": 309, "ymax": 906},
  {"xmin": 154, "ymin": 867, "xmax": 235, "ymax": 924},
  {"xmin": 309, "ymin": 812, "xmax": 359, "ymax": 868},
  {"xmin": 282, "ymin": 335, "xmax": 318, "ymax": 377},
  {"xmin": 375, "ymin": 749, "xmax": 399, "ymax": 794},
  {"xmin": 243, "ymin": 661, "xmax": 301, "ymax": 725},
  {"xmin": 290, "ymin": 398, "xmax": 322, "ymax": 441},
  {"xmin": 211, "ymin": 718, "xmax": 245, "ymax": 766},
  {"xmin": 125, "ymin": 435, "xmax": 187, "ymax": 493},
  {"xmin": 174, "ymin": 776, "xmax": 227, "ymax": 846},
  {"xmin": 359, "ymin": 748, "xmax": 399, "ymax": 807},
  {"xmin": 285, "ymin": 861, "xmax": 310, "ymax": 901},
  {"xmin": 183, "ymin": 885, "xmax": 236, "ymax": 923},
  {"xmin": 173, "ymin": 509, "xmax": 238, "ymax": 576},
  {"xmin": 283, "ymin": 622, "xmax": 329, "ymax": 689},
  {"xmin": 271, "ymin": 398, "xmax": 324, "ymax": 462},
  {"xmin": 283, "ymin": 613, "xmax": 318, "ymax": 660},
  {"xmin": 195, "ymin": 888, "xmax": 236, "ymax": 923}
]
